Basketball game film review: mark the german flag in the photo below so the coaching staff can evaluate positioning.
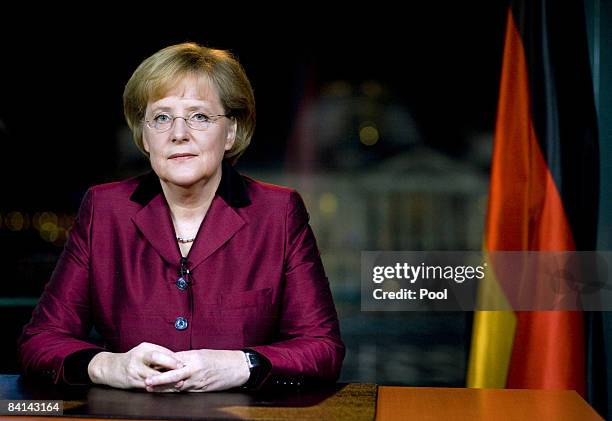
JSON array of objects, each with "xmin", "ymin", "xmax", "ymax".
[{"xmin": 467, "ymin": 0, "xmax": 599, "ymax": 399}]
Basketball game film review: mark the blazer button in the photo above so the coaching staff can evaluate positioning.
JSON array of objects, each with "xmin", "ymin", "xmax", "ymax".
[
  {"xmin": 176, "ymin": 277, "xmax": 188, "ymax": 290},
  {"xmin": 175, "ymin": 317, "xmax": 188, "ymax": 330}
]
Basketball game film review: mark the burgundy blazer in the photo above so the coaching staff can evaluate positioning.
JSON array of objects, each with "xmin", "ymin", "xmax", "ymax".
[{"xmin": 18, "ymin": 161, "xmax": 345, "ymax": 385}]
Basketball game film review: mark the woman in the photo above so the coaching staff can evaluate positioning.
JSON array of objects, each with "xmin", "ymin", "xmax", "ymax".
[{"xmin": 18, "ymin": 43, "xmax": 345, "ymax": 392}]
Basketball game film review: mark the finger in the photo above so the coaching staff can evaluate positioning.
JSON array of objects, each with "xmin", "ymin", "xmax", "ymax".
[
  {"xmin": 149, "ymin": 380, "xmax": 185, "ymax": 391},
  {"xmin": 184, "ymin": 382, "xmax": 211, "ymax": 392},
  {"xmin": 145, "ymin": 366, "xmax": 190, "ymax": 387},
  {"xmin": 139, "ymin": 365, "xmax": 163, "ymax": 379},
  {"xmin": 145, "ymin": 384, "xmax": 181, "ymax": 393},
  {"xmin": 145, "ymin": 380, "xmax": 184, "ymax": 393},
  {"xmin": 177, "ymin": 377, "xmax": 214, "ymax": 393},
  {"xmin": 123, "ymin": 364, "xmax": 160, "ymax": 389},
  {"xmin": 143, "ymin": 351, "xmax": 184, "ymax": 370},
  {"xmin": 138, "ymin": 342, "xmax": 176, "ymax": 354}
]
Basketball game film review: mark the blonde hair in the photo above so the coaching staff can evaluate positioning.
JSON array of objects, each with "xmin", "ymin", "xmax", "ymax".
[{"xmin": 123, "ymin": 42, "xmax": 255, "ymax": 165}]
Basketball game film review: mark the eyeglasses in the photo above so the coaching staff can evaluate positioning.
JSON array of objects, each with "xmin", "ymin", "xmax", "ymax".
[{"xmin": 144, "ymin": 112, "xmax": 229, "ymax": 132}]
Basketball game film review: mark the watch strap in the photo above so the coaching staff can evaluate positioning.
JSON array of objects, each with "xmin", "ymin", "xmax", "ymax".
[{"xmin": 241, "ymin": 349, "xmax": 272, "ymax": 390}]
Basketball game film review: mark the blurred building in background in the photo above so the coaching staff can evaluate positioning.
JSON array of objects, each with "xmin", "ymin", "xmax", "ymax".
[{"xmin": 246, "ymin": 78, "xmax": 489, "ymax": 385}]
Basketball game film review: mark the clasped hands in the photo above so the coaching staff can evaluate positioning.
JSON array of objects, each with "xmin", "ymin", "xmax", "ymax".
[{"xmin": 88, "ymin": 342, "xmax": 250, "ymax": 392}]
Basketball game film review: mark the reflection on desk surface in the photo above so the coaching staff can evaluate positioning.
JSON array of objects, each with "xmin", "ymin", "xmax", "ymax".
[
  {"xmin": 3, "ymin": 375, "xmax": 603, "ymax": 421},
  {"xmin": 0, "ymin": 375, "xmax": 377, "ymax": 420}
]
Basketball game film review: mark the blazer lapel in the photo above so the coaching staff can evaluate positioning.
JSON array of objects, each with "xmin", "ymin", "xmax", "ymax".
[
  {"xmin": 186, "ymin": 194, "xmax": 246, "ymax": 272},
  {"xmin": 187, "ymin": 160, "xmax": 251, "ymax": 271},
  {"xmin": 130, "ymin": 172, "xmax": 182, "ymax": 266}
]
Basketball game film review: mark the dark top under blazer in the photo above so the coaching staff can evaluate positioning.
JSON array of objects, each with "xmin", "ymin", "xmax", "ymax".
[{"xmin": 18, "ymin": 161, "xmax": 345, "ymax": 385}]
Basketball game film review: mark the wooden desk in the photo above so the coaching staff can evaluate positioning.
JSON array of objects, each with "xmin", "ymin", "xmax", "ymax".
[
  {"xmin": 0, "ymin": 375, "xmax": 602, "ymax": 420},
  {"xmin": 376, "ymin": 386, "xmax": 603, "ymax": 421}
]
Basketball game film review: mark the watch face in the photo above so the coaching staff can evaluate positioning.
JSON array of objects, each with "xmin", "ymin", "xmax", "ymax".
[
  {"xmin": 241, "ymin": 350, "xmax": 272, "ymax": 390},
  {"xmin": 246, "ymin": 352, "xmax": 259, "ymax": 368}
]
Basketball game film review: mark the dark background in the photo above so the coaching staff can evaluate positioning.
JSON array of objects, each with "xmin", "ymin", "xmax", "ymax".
[
  {"xmin": 0, "ymin": 3, "xmax": 507, "ymax": 204},
  {"xmin": 0, "ymin": 3, "xmax": 509, "ymax": 385}
]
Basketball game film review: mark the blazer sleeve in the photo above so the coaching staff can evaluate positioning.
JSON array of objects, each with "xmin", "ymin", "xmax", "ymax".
[
  {"xmin": 250, "ymin": 191, "xmax": 345, "ymax": 383},
  {"xmin": 17, "ymin": 188, "xmax": 105, "ymax": 385}
]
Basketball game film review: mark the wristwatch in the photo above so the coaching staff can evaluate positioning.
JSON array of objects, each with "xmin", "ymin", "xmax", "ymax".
[{"xmin": 241, "ymin": 349, "xmax": 271, "ymax": 390}]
